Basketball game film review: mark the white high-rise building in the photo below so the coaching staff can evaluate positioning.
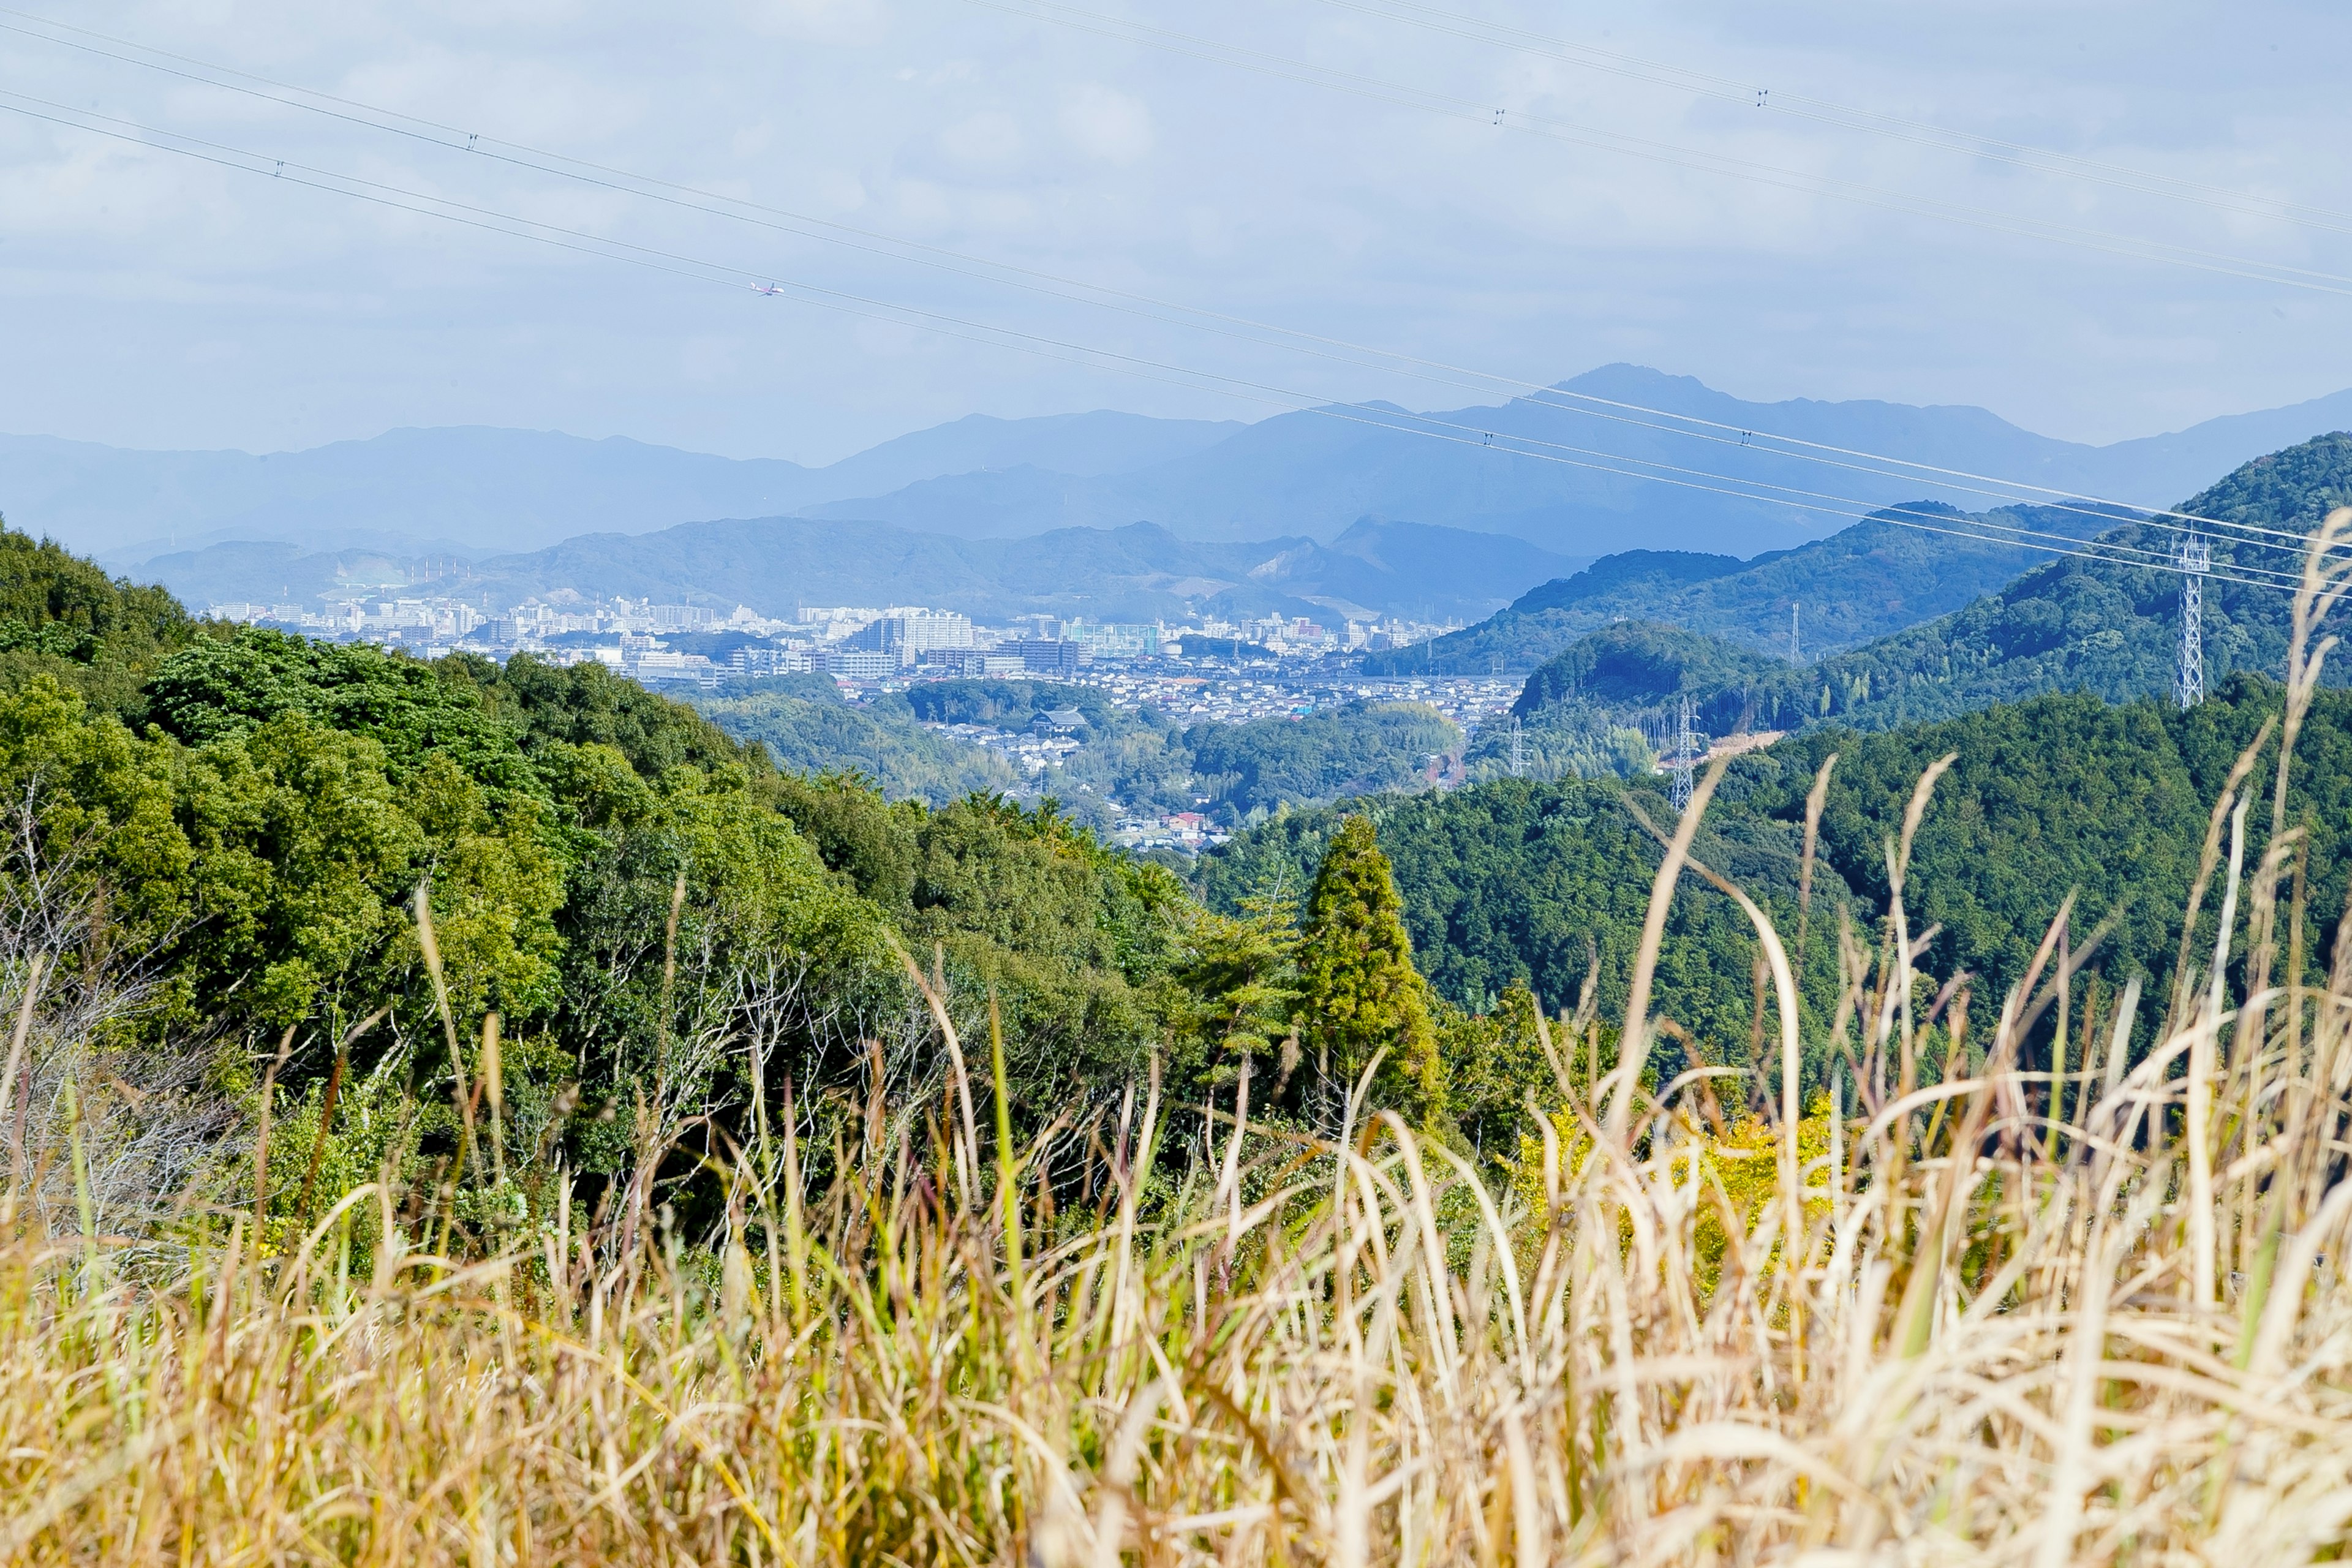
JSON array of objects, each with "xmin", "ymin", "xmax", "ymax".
[{"xmin": 875, "ymin": 610, "xmax": 974, "ymax": 667}]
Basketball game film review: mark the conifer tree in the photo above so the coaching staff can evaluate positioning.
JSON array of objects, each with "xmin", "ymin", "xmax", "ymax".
[{"xmin": 1297, "ymin": 815, "xmax": 1444, "ymax": 1122}]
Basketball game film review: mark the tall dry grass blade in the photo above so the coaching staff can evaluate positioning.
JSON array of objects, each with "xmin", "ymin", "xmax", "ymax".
[
  {"xmin": 2267, "ymin": 505, "xmax": 2352, "ymax": 846},
  {"xmin": 1890, "ymin": 753, "xmax": 1959, "ymax": 1096},
  {"xmin": 1796, "ymin": 752, "xmax": 1838, "ymax": 963},
  {"xmin": 2168, "ymin": 721, "xmax": 2274, "ymax": 1034},
  {"xmin": 890, "ymin": 934, "xmax": 979, "ymax": 1210},
  {"xmin": 1, "ymin": 949, "xmax": 45, "ymax": 1201},
  {"xmin": 249, "ymin": 1024, "xmax": 296, "ymax": 1228},
  {"xmin": 413, "ymin": 878, "xmax": 477, "ymax": 1178},
  {"xmin": 2247, "ymin": 1176, "xmax": 2352, "ymax": 1378},
  {"xmin": 1665, "ymin": 841, "xmax": 1806, "ymax": 1249},
  {"xmin": 987, "ymin": 989, "xmax": 1023, "ymax": 1309},
  {"xmin": 1610, "ymin": 755, "xmax": 1730, "ymax": 1140},
  {"xmin": 2192, "ymin": 795, "xmax": 2250, "ymax": 1307},
  {"xmin": 2035, "ymin": 1185, "xmax": 2121, "ymax": 1568}
]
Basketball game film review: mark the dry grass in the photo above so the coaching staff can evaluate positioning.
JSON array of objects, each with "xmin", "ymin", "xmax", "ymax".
[{"xmin": 8, "ymin": 513, "xmax": 2352, "ymax": 1564}]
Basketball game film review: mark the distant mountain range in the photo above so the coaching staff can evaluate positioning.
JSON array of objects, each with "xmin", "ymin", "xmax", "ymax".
[
  {"xmin": 796, "ymin": 366, "xmax": 2352, "ymax": 554},
  {"xmin": 140, "ymin": 517, "xmax": 1586, "ymax": 625},
  {"xmin": 0, "ymin": 411, "xmax": 1243, "ymax": 562},
  {"xmin": 6, "ymin": 365, "xmax": 2350, "ymax": 568}
]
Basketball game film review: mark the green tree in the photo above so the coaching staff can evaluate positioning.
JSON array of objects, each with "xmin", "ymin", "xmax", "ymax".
[
  {"xmin": 1296, "ymin": 815, "xmax": 1442, "ymax": 1122},
  {"xmin": 0, "ymin": 522, "xmax": 203, "ymax": 719},
  {"xmin": 1169, "ymin": 889, "xmax": 1302, "ymax": 1093}
]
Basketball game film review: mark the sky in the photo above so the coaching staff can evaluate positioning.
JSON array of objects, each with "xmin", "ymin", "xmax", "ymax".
[{"xmin": 2, "ymin": 0, "xmax": 2348, "ymax": 462}]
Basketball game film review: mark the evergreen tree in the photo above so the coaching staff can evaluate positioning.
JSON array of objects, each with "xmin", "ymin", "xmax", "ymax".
[{"xmin": 1297, "ymin": 815, "xmax": 1443, "ymax": 1123}]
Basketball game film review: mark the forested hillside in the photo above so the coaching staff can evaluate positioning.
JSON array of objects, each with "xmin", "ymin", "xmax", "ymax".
[
  {"xmin": 1205, "ymin": 677, "xmax": 2352, "ymax": 1090},
  {"xmin": 1763, "ymin": 434, "xmax": 2352, "ymax": 729},
  {"xmin": 11, "ymin": 492, "xmax": 2348, "ymax": 1208},
  {"xmin": 0, "ymin": 528, "xmax": 1531, "ymax": 1202},
  {"xmin": 1494, "ymin": 435, "xmax": 2352, "ymax": 767},
  {"xmin": 690, "ymin": 676, "xmax": 1023, "ymax": 804},
  {"xmin": 710, "ymin": 675, "xmax": 1464, "ymax": 827},
  {"xmin": 1362, "ymin": 502, "xmax": 2130, "ymax": 676},
  {"xmin": 0, "ymin": 523, "xmax": 201, "ymax": 716}
]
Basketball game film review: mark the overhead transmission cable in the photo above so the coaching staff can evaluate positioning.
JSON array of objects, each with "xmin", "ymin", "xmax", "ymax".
[
  {"xmin": 0, "ymin": 10, "xmax": 2329, "ymax": 565},
  {"xmin": 1307, "ymin": 0, "xmax": 2352, "ymax": 238},
  {"xmin": 959, "ymin": 0, "xmax": 2352, "ymax": 298},
  {"xmin": 4, "ymin": 90, "xmax": 2307, "ymax": 598}
]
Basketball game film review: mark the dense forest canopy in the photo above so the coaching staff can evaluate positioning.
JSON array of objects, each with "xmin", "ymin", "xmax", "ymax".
[
  {"xmin": 0, "ymin": 520, "xmax": 203, "ymax": 716},
  {"xmin": 1205, "ymin": 677, "xmax": 2352, "ymax": 1096}
]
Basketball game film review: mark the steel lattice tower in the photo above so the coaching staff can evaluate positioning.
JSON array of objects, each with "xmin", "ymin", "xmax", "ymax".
[
  {"xmin": 1509, "ymin": 715, "xmax": 1525, "ymax": 777},
  {"xmin": 2177, "ymin": 533, "xmax": 2211, "ymax": 709},
  {"xmin": 1670, "ymin": 694, "xmax": 1698, "ymax": 812}
]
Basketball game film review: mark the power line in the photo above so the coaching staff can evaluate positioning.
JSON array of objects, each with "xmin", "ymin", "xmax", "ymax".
[
  {"xmin": 0, "ymin": 90, "xmax": 2314, "ymax": 601},
  {"xmin": 962, "ymin": 0, "xmax": 2352, "ymax": 298},
  {"xmin": 1308, "ymin": 0, "xmax": 2352, "ymax": 239},
  {"xmin": 0, "ymin": 11, "xmax": 2331, "ymax": 567}
]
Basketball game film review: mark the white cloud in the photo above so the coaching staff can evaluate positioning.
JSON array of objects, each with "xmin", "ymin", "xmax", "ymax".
[
  {"xmin": 1, "ymin": 0, "xmax": 2346, "ymax": 457},
  {"xmin": 1059, "ymin": 84, "xmax": 1153, "ymax": 165},
  {"xmin": 740, "ymin": 0, "xmax": 887, "ymax": 43},
  {"xmin": 938, "ymin": 110, "xmax": 1025, "ymax": 170}
]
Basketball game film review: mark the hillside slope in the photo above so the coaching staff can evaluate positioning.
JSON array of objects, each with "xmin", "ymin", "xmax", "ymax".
[
  {"xmin": 1505, "ymin": 434, "xmax": 2352, "ymax": 741},
  {"xmin": 1366, "ymin": 501, "xmax": 2136, "ymax": 676},
  {"xmin": 1202, "ymin": 679, "xmax": 2352, "ymax": 1055}
]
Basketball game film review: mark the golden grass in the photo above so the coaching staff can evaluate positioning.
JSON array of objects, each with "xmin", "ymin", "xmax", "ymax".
[{"xmin": 7, "ymin": 511, "xmax": 2352, "ymax": 1564}]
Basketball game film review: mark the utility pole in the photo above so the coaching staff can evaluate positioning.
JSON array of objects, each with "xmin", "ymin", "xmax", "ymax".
[
  {"xmin": 1789, "ymin": 602, "xmax": 1801, "ymax": 664},
  {"xmin": 2176, "ymin": 532, "xmax": 2210, "ymax": 709},
  {"xmin": 1509, "ymin": 715, "xmax": 1525, "ymax": 777},
  {"xmin": 1670, "ymin": 694, "xmax": 1699, "ymax": 812}
]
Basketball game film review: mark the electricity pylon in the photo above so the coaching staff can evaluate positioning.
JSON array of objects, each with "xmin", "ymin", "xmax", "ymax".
[
  {"xmin": 1670, "ymin": 694, "xmax": 1699, "ymax": 812},
  {"xmin": 2176, "ymin": 533, "xmax": 2210, "ymax": 709}
]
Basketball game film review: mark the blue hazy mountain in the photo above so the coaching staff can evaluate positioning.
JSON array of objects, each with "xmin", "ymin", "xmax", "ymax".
[
  {"xmin": 139, "ymin": 517, "xmax": 1588, "ymax": 626},
  {"xmin": 799, "ymin": 367, "xmax": 2352, "ymax": 554},
  {"xmin": 0, "ymin": 411, "xmax": 1242, "ymax": 562},
  {"xmin": 8, "ymin": 366, "xmax": 2350, "ymax": 567}
]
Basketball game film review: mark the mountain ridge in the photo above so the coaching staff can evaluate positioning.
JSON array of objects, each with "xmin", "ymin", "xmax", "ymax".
[
  {"xmin": 9, "ymin": 368, "xmax": 2351, "ymax": 567},
  {"xmin": 142, "ymin": 515, "xmax": 1587, "ymax": 625}
]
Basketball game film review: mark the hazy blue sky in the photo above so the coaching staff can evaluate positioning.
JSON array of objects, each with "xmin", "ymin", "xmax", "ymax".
[{"xmin": 2, "ymin": 0, "xmax": 2346, "ymax": 460}]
